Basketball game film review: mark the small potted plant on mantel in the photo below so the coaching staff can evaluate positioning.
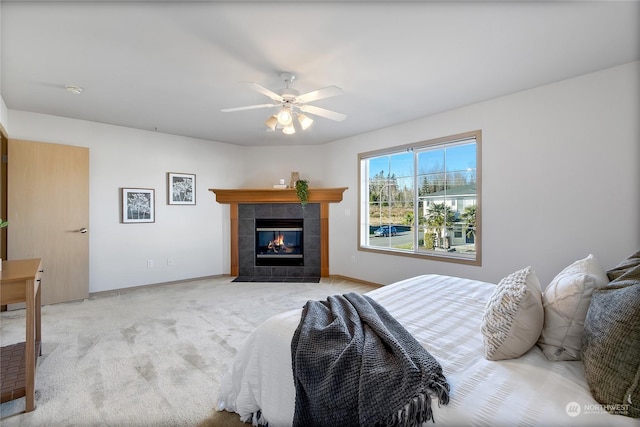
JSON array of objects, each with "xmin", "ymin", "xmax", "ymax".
[
  {"xmin": 295, "ymin": 179, "xmax": 309, "ymax": 207},
  {"xmin": 0, "ymin": 219, "xmax": 7, "ymax": 271}
]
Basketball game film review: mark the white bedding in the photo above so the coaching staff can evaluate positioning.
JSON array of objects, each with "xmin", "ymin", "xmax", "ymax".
[{"xmin": 217, "ymin": 274, "xmax": 640, "ymax": 426}]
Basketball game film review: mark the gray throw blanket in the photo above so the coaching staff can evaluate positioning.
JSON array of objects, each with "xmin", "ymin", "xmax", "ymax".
[{"xmin": 291, "ymin": 292, "xmax": 450, "ymax": 427}]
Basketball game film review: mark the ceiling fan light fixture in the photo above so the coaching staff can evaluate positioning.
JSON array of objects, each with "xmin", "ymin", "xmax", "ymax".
[
  {"xmin": 222, "ymin": 73, "xmax": 345, "ymax": 135},
  {"xmin": 297, "ymin": 113, "xmax": 313, "ymax": 130},
  {"xmin": 265, "ymin": 115, "xmax": 278, "ymax": 131},
  {"xmin": 282, "ymin": 123, "xmax": 296, "ymax": 135},
  {"xmin": 276, "ymin": 108, "xmax": 293, "ymax": 126}
]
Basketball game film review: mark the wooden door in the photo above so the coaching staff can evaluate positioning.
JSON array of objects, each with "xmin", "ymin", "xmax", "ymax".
[{"xmin": 8, "ymin": 139, "xmax": 89, "ymax": 305}]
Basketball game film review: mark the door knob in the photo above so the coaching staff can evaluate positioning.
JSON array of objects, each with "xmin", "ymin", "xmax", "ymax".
[{"xmin": 75, "ymin": 227, "xmax": 88, "ymax": 233}]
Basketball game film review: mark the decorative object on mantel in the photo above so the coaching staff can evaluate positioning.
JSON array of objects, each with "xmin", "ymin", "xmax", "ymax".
[
  {"xmin": 290, "ymin": 172, "xmax": 300, "ymax": 188},
  {"xmin": 295, "ymin": 179, "xmax": 309, "ymax": 207},
  {"xmin": 273, "ymin": 178, "xmax": 288, "ymax": 189},
  {"xmin": 0, "ymin": 218, "xmax": 7, "ymax": 271}
]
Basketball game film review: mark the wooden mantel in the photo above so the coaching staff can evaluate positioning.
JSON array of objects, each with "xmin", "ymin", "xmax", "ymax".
[
  {"xmin": 209, "ymin": 187, "xmax": 348, "ymax": 277},
  {"xmin": 209, "ymin": 187, "xmax": 347, "ymax": 204}
]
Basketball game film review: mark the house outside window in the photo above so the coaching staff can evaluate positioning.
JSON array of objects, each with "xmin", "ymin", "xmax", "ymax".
[{"xmin": 358, "ymin": 130, "xmax": 481, "ymax": 265}]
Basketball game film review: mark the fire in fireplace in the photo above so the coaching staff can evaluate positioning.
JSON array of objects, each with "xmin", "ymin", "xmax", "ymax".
[{"xmin": 255, "ymin": 218, "xmax": 304, "ymax": 266}]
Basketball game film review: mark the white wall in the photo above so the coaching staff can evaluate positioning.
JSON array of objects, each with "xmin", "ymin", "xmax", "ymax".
[
  {"xmin": 7, "ymin": 112, "xmax": 242, "ymax": 292},
  {"xmin": 325, "ymin": 61, "xmax": 640, "ymax": 287},
  {"xmin": 6, "ymin": 61, "xmax": 639, "ymax": 292},
  {"xmin": 235, "ymin": 144, "xmax": 328, "ymax": 188}
]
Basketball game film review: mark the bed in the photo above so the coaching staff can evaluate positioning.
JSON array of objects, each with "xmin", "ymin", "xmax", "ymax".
[{"xmin": 216, "ymin": 255, "xmax": 640, "ymax": 426}]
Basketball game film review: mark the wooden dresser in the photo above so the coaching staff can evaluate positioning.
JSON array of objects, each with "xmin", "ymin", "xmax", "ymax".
[{"xmin": 0, "ymin": 258, "xmax": 43, "ymax": 412}]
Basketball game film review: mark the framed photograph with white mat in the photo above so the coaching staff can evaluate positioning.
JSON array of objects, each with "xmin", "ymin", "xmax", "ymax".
[
  {"xmin": 121, "ymin": 188, "xmax": 155, "ymax": 223},
  {"xmin": 168, "ymin": 172, "xmax": 196, "ymax": 205}
]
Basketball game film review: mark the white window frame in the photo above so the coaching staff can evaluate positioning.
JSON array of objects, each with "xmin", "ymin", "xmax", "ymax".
[{"xmin": 358, "ymin": 130, "xmax": 481, "ymax": 266}]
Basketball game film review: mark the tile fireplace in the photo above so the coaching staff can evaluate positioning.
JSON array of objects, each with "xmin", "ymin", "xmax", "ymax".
[
  {"xmin": 239, "ymin": 203, "xmax": 319, "ymax": 280},
  {"xmin": 209, "ymin": 187, "xmax": 347, "ymax": 279}
]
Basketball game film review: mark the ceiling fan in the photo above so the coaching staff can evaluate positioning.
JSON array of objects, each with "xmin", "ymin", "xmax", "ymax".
[{"xmin": 221, "ymin": 72, "xmax": 346, "ymax": 135}]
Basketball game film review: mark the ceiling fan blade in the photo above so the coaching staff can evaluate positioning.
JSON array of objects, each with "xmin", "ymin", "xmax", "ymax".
[
  {"xmin": 299, "ymin": 105, "xmax": 347, "ymax": 122},
  {"xmin": 221, "ymin": 103, "xmax": 278, "ymax": 113},
  {"xmin": 242, "ymin": 82, "xmax": 284, "ymax": 102},
  {"xmin": 296, "ymin": 86, "xmax": 343, "ymax": 104}
]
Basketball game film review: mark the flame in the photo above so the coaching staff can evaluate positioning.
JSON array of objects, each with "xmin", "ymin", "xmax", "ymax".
[{"xmin": 267, "ymin": 235, "xmax": 285, "ymax": 252}]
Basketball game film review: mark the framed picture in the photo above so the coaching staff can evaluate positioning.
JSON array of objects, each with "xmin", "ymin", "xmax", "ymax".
[
  {"xmin": 168, "ymin": 172, "xmax": 196, "ymax": 205},
  {"xmin": 121, "ymin": 188, "xmax": 155, "ymax": 223}
]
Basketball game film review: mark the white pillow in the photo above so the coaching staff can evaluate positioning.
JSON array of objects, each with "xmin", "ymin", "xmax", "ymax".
[
  {"xmin": 537, "ymin": 254, "xmax": 609, "ymax": 361},
  {"xmin": 481, "ymin": 266, "xmax": 544, "ymax": 361}
]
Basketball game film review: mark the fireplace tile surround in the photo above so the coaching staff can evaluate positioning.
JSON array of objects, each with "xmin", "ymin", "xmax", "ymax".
[{"xmin": 238, "ymin": 203, "xmax": 321, "ymax": 280}]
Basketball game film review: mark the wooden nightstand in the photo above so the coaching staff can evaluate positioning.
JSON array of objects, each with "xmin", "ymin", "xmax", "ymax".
[{"xmin": 0, "ymin": 258, "xmax": 43, "ymax": 412}]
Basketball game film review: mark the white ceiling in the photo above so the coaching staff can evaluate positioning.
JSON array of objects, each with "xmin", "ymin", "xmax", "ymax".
[{"xmin": 2, "ymin": 1, "xmax": 639, "ymax": 146}]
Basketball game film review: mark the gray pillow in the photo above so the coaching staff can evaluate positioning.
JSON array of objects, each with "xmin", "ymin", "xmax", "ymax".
[
  {"xmin": 582, "ymin": 271, "xmax": 640, "ymax": 418},
  {"xmin": 606, "ymin": 249, "xmax": 640, "ymax": 281}
]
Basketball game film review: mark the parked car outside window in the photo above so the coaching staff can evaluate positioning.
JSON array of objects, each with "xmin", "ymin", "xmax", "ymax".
[{"xmin": 374, "ymin": 226, "xmax": 397, "ymax": 237}]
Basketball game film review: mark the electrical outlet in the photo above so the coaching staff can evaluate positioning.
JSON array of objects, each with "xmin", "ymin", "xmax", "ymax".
[
  {"xmin": 167, "ymin": 258, "xmax": 174, "ymax": 266},
  {"xmin": 351, "ymin": 255, "xmax": 356, "ymax": 263},
  {"xmin": 147, "ymin": 259, "xmax": 153, "ymax": 268}
]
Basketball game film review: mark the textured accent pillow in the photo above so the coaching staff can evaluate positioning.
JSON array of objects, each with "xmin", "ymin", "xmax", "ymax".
[
  {"xmin": 606, "ymin": 249, "xmax": 640, "ymax": 282},
  {"xmin": 582, "ymin": 275, "xmax": 640, "ymax": 418},
  {"xmin": 481, "ymin": 266, "xmax": 544, "ymax": 361},
  {"xmin": 537, "ymin": 254, "xmax": 609, "ymax": 361}
]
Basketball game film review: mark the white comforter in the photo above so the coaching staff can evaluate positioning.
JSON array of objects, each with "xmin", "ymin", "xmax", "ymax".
[{"xmin": 217, "ymin": 274, "xmax": 639, "ymax": 426}]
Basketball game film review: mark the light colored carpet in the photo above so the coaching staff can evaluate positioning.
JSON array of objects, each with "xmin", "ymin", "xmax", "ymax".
[{"xmin": 0, "ymin": 276, "xmax": 377, "ymax": 426}]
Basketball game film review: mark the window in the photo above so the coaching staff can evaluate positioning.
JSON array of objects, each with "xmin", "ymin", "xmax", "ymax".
[{"xmin": 359, "ymin": 130, "xmax": 481, "ymax": 265}]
